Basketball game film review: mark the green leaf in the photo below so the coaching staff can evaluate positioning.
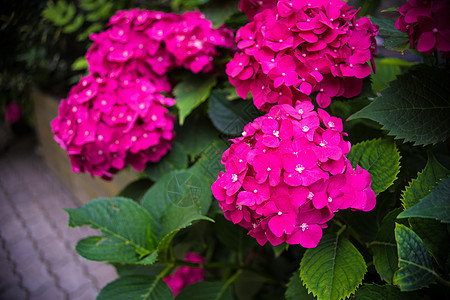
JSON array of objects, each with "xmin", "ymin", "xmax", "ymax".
[
  {"xmin": 63, "ymin": 14, "xmax": 84, "ymax": 33},
  {"xmin": 71, "ymin": 56, "xmax": 88, "ymax": 71},
  {"xmin": 175, "ymin": 281, "xmax": 233, "ymax": 300},
  {"xmin": 214, "ymin": 214, "xmax": 256, "ymax": 251},
  {"xmin": 189, "ymin": 138, "xmax": 230, "ymax": 185},
  {"xmin": 300, "ymin": 234, "xmax": 367, "ymax": 300},
  {"xmin": 208, "ymin": 90, "xmax": 263, "ymax": 136},
  {"xmin": 371, "ymin": 208, "xmax": 402, "ymax": 283},
  {"xmin": 146, "ymin": 142, "xmax": 188, "ymax": 182},
  {"xmin": 42, "ymin": 0, "xmax": 76, "ymax": 26},
  {"xmin": 393, "ymin": 224, "xmax": 436, "ymax": 291},
  {"xmin": 401, "ymin": 152, "xmax": 450, "ymax": 209},
  {"xmin": 203, "ymin": 0, "xmax": 240, "ymax": 28},
  {"xmin": 370, "ymin": 17, "xmax": 407, "ymax": 37},
  {"xmin": 175, "ymin": 116, "xmax": 220, "ymax": 159},
  {"xmin": 347, "ymin": 138, "xmax": 401, "ymax": 196},
  {"xmin": 371, "ymin": 58, "xmax": 402, "ymax": 94},
  {"xmin": 119, "ymin": 178, "xmax": 152, "ymax": 202},
  {"xmin": 142, "ymin": 169, "xmax": 213, "ymax": 239},
  {"xmin": 409, "ymin": 218, "xmax": 450, "ymax": 268},
  {"xmin": 174, "ymin": 74, "xmax": 217, "ymax": 125},
  {"xmin": 349, "ymin": 65, "xmax": 450, "ymax": 146},
  {"xmin": 398, "ymin": 178, "xmax": 450, "ymax": 222},
  {"xmin": 383, "ymin": 37, "xmax": 410, "ymax": 52},
  {"xmin": 97, "ymin": 275, "xmax": 174, "ymax": 300},
  {"xmin": 234, "ymin": 271, "xmax": 266, "ymax": 300},
  {"xmin": 354, "ymin": 284, "xmax": 421, "ymax": 300},
  {"xmin": 65, "ymin": 197, "xmax": 158, "ymax": 264},
  {"xmin": 285, "ymin": 271, "xmax": 316, "ymax": 300},
  {"xmin": 77, "ymin": 23, "xmax": 103, "ymax": 41}
]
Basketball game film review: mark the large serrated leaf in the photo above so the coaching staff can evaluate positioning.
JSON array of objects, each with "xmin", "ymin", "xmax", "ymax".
[
  {"xmin": 371, "ymin": 208, "xmax": 402, "ymax": 283},
  {"xmin": 349, "ymin": 65, "xmax": 450, "ymax": 146},
  {"xmin": 203, "ymin": 0, "xmax": 240, "ymax": 28},
  {"xmin": 354, "ymin": 284, "xmax": 421, "ymax": 300},
  {"xmin": 285, "ymin": 271, "xmax": 316, "ymax": 300},
  {"xmin": 347, "ymin": 138, "xmax": 401, "ymax": 196},
  {"xmin": 65, "ymin": 197, "xmax": 158, "ymax": 264},
  {"xmin": 97, "ymin": 275, "xmax": 174, "ymax": 300},
  {"xmin": 175, "ymin": 281, "xmax": 233, "ymax": 300},
  {"xmin": 300, "ymin": 234, "xmax": 367, "ymax": 300},
  {"xmin": 174, "ymin": 74, "xmax": 217, "ymax": 125},
  {"xmin": 398, "ymin": 178, "xmax": 450, "ymax": 222},
  {"xmin": 401, "ymin": 152, "xmax": 450, "ymax": 209},
  {"xmin": 393, "ymin": 224, "xmax": 436, "ymax": 291},
  {"xmin": 208, "ymin": 90, "xmax": 263, "ymax": 136},
  {"xmin": 141, "ymin": 170, "xmax": 213, "ymax": 255}
]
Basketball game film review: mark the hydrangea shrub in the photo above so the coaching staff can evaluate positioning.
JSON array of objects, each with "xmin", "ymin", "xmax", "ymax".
[{"xmin": 63, "ymin": 1, "xmax": 450, "ymax": 299}]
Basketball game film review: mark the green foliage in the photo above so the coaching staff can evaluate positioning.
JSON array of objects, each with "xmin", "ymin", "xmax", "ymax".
[
  {"xmin": 203, "ymin": 0, "xmax": 240, "ymax": 28},
  {"xmin": 97, "ymin": 275, "xmax": 174, "ymax": 300},
  {"xmin": 176, "ymin": 281, "xmax": 233, "ymax": 300},
  {"xmin": 208, "ymin": 90, "xmax": 263, "ymax": 136},
  {"xmin": 393, "ymin": 224, "xmax": 436, "ymax": 291},
  {"xmin": 369, "ymin": 16, "xmax": 409, "ymax": 52},
  {"xmin": 350, "ymin": 65, "xmax": 450, "ymax": 146},
  {"xmin": 173, "ymin": 74, "xmax": 217, "ymax": 125},
  {"xmin": 347, "ymin": 138, "xmax": 401, "ymax": 196},
  {"xmin": 354, "ymin": 284, "xmax": 421, "ymax": 300},
  {"xmin": 371, "ymin": 208, "xmax": 401, "ymax": 283},
  {"xmin": 398, "ymin": 178, "xmax": 450, "ymax": 222},
  {"xmin": 300, "ymin": 234, "xmax": 367, "ymax": 300},
  {"xmin": 66, "ymin": 197, "xmax": 159, "ymax": 263},
  {"xmin": 146, "ymin": 142, "xmax": 189, "ymax": 182},
  {"xmin": 401, "ymin": 153, "xmax": 449, "ymax": 209},
  {"xmin": 285, "ymin": 271, "xmax": 316, "ymax": 300}
]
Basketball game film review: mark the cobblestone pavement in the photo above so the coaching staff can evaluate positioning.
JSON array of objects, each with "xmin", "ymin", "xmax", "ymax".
[{"xmin": 0, "ymin": 137, "xmax": 117, "ymax": 300}]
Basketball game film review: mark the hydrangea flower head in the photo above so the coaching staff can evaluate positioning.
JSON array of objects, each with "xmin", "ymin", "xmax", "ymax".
[
  {"xmin": 163, "ymin": 252, "xmax": 205, "ymax": 296},
  {"xmin": 51, "ymin": 74, "xmax": 175, "ymax": 180},
  {"xmin": 395, "ymin": 0, "xmax": 450, "ymax": 57},
  {"xmin": 212, "ymin": 102, "xmax": 375, "ymax": 248},
  {"xmin": 227, "ymin": 0, "xmax": 378, "ymax": 110}
]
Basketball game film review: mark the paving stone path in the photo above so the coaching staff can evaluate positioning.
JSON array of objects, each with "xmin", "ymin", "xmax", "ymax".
[{"xmin": 0, "ymin": 136, "xmax": 117, "ymax": 300}]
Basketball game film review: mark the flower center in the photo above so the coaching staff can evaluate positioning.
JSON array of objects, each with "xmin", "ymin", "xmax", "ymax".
[
  {"xmin": 307, "ymin": 192, "xmax": 314, "ymax": 200},
  {"xmin": 295, "ymin": 164, "xmax": 305, "ymax": 174},
  {"xmin": 328, "ymin": 196, "xmax": 333, "ymax": 203},
  {"xmin": 302, "ymin": 126, "xmax": 309, "ymax": 132},
  {"xmin": 300, "ymin": 223, "xmax": 308, "ymax": 232},
  {"xmin": 273, "ymin": 130, "xmax": 280, "ymax": 137},
  {"xmin": 253, "ymin": 189, "xmax": 258, "ymax": 193},
  {"xmin": 231, "ymin": 174, "xmax": 238, "ymax": 182}
]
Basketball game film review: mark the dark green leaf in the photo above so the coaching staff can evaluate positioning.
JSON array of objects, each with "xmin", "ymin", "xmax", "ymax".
[
  {"xmin": 142, "ymin": 170, "xmax": 213, "ymax": 240},
  {"xmin": 65, "ymin": 197, "xmax": 158, "ymax": 264},
  {"xmin": 383, "ymin": 37, "xmax": 410, "ymax": 52},
  {"xmin": 119, "ymin": 178, "xmax": 153, "ymax": 202},
  {"xmin": 409, "ymin": 218, "xmax": 450, "ymax": 268},
  {"xmin": 371, "ymin": 208, "xmax": 402, "ymax": 283},
  {"xmin": 347, "ymin": 138, "xmax": 401, "ymax": 196},
  {"xmin": 146, "ymin": 142, "xmax": 188, "ymax": 182},
  {"xmin": 371, "ymin": 58, "xmax": 402, "ymax": 94},
  {"xmin": 203, "ymin": 0, "xmax": 240, "ymax": 28},
  {"xmin": 214, "ymin": 214, "xmax": 256, "ymax": 251},
  {"xmin": 208, "ymin": 90, "xmax": 263, "ymax": 136},
  {"xmin": 189, "ymin": 138, "xmax": 230, "ymax": 185},
  {"xmin": 401, "ymin": 152, "xmax": 450, "ymax": 209},
  {"xmin": 174, "ymin": 74, "xmax": 217, "ymax": 125},
  {"xmin": 349, "ymin": 65, "xmax": 450, "ymax": 146},
  {"xmin": 234, "ymin": 271, "xmax": 266, "ymax": 300},
  {"xmin": 393, "ymin": 224, "xmax": 436, "ymax": 291},
  {"xmin": 175, "ymin": 281, "xmax": 233, "ymax": 300},
  {"xmin": 300, "ymin": 234, "xmax": 367, "ymax": 300},
  {"xmin": 175, "ymin": 116, "xmax": 220, "ymax": 159},
  {"xmin": 370, "ymin": 17, "xmax": 407, "ymax": 37},
  {"xmin": 354, "ymin": 284, "xmax": 421, "ymax": 300},
  {"xmin": 97, "ymin": 275, "xmax": 174, "ymax": 300},
  {"xmin": 285, "ymin": 271, "xmax": 316, "ymax": 300},
  {"xmin": 398, "ymin": 178, "xmax": 450, "ymax": 222}
]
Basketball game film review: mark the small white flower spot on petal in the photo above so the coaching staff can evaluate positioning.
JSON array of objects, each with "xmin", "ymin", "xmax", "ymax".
[
  {"xmin": 253, "ymin": 189, "xmax": 258, "ymax": 193},
  {"xmin": 298, "ymin": 109, "xmax": 304, "ymax": 114},
  {"xmin": 278, "ymin": 211, "xmax": 283, "ymax": 216},
  {"xmin": 131, "ymin": 136, "xmax": 137, "ymax": 142},
  {"xmin": 300, "ymin": 223, "xmax": 308, "ymax": 231},
  {"xmin": 127, "ymin": 116, "xmax": 132, "ymax": 121},
  {"xmin": 139, "ymin": 103, "xmax": 145, "ymax": 110},
  {"xmin": 328, "ymin": 196, "xmax": 333, "ymax": 203},
  {"xmin": 237, "ymin": 205, "xmax": 243, "ymax": 210},
  {"xmin": 101, "ymin": 100, "xmax": 107, "ymax": 106},
  {"xmin": 242, "ymin": 131, "xmax": 247, "ymax": 136},
  {"xmin": 328, "ymin": 121, "xmax": 335, "ymax": 128},
  {"xmin": 68, "ymin": 130, "xmax": 73, "ymax": 135},
  {"xmin": 231, "ymin": 174, "xmax": 238, "ymax": 182},
  {"xmin": 72, "ymin": 107, "xmax": 78, "ymax": 112},
  {"xmin": 307, "ymin": 192, "xmax": 314, "ymax": 200},
  {"xmin": 151, "ymin": 115, "xmax": 157, "ymax": 121},
  {"xmin": 273, "ymin": 130, "xmax": 280, "ymax": 137},
  {"xmin": 319, "ymin": 140, "xmax": 327, "ymax": 147},
  {"xmin": 302, "ymin": 126, "xmax": 309, "ymax": 132},
  {"xmin": 115, "ymin": 140, "xmax": 119, "ymax": 144},
  {"xmin": 98, "ymin": 135, "xmax": 103, "ymax": 141},
  {"xmin": 267, "ymin": 167, "xmax": 271, "ymax": 171},
  {"xmin": 84, "ymin": 131, "xmax": 89, "ymax": 136},
  {"xmin": 143, "ymin": 133, "xmax": 148, "ymax": 138},
  {"xmin": 295, "ymin": 164, "xmax": 305, "ymax": 174},
  {"xmin": 281, "ymin": 72, "xmax": 286, "ymax": 76},
  {"xmin": 98, "ymin": 150, "xmax": 103, "ymax": 155}
]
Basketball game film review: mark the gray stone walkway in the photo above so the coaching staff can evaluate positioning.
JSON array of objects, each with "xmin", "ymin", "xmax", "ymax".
[{"xmin": 0, "ymin": 136, "xmax": 117, "ymax": 300}]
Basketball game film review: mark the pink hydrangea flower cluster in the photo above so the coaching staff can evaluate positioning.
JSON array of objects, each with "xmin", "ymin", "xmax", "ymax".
[
  {"xmin": 227, "ymin": 0, "xmax": 378, "ymax": 111},
  {"xmin": 211, "ymin": 102, "xmax": 375, "ymax": 248},
  {"xmin": 87, "ymin": 8, "xmax": 234, "ymax": 77},
  {"xmin": 52, "ymin": 9, "xmax": 233, "ymax": 179},
  {"xmin": 51, "ymin": 74, "xmax": 176, "ymax": 180},
  {"xmin": 395, "ymin": 0, "xmax": 450, "ymax": 57},
  {"xmin": 163, "ymin": 252, "xmax": 205, "ymax": 296}
]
